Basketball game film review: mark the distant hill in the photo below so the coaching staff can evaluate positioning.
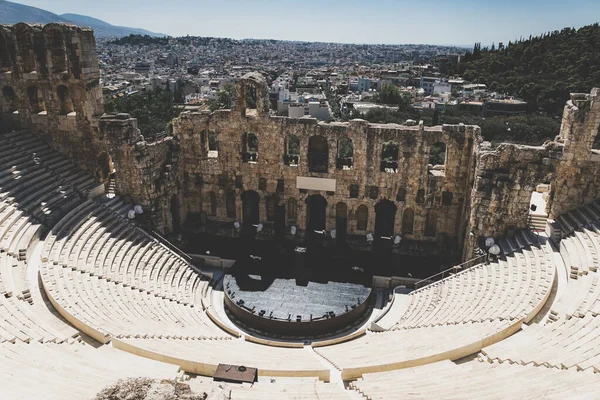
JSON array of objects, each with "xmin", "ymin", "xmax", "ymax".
[
  {"xmin": 60, "ymin": 14, "xmax": 167, "ymax": 38},
  {"xmin": 0, "ymin": 0, "xmax": 166, "ymax": 38},
  {"xmin": 456, "ymin": 23, "xmax": 600, "ymax": 116}
]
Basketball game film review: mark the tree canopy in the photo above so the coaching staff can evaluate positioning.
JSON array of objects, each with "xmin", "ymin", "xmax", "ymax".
[
  {"xmin": 104, "ymin": 88, "xmax": 181, "ymax": 140},
  {"xmin": 457, "ymin": 23, "xmax": 600, "ymax": 116}
]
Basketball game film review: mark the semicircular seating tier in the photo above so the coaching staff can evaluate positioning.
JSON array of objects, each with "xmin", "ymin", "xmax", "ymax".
[
  {"xmin": 481, "ymin": 202, "xmax": 600, "ymax": 373},
  {"xmin": 0, "ymin": 130, "xmax": 103, "ymax": 344},
  {"xmin": 350, "ymin": 358, "xmax": 600, "ymax": 400},
  {"xmin": 4, "ymin": 128, "xmax": 598, "ymax": 398}
]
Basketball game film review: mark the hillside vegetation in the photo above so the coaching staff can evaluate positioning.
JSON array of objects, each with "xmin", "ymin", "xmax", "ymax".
[{"xmin": 456, "ymin": 23, "xmax": 600, "ymax": 116}]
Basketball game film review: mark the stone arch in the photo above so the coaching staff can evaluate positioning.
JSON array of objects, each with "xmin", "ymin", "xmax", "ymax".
[
  {"xmin": 57, "ymin": 85, "xmax": 73, "ymax": 115},
  {"xmin": 356, "ymin": 205, "xmax": 369, "ymax": 231},
  {"xmin": 286, "ymin": 134, "xmax": 300, "ymax": 165},
  {"xmin": 1, "ymin": 86, "xmax": 17, "ymax": 113},
  {"xmin": 306, "ymin": 194, "xmax": 327, "ymax": 233},
  {"xmin": 402, "ymin": 208, "xmax": 415, "ymax": 235},
  {"xmin": 381, "ymin": 140, "xmax": 399, "ymax": 172},
  {"xmin": 429, "ymin": 141, "xmax": 447, "ymax": 167},
  {"xmin": 266, "ymin": 194, "xmax": 279, "ymax": 222},
  {"xmin": 308, "ymin": 135, "xmax": 329, "ymax": 173},
  {"xmin": 375, "ymin": 199, "xmax": 397, "ymax": 238},
  {"xmin": 425, "ymin": 209, "xmax": 438, "ymax": 237},
  {"xmin": 241, "ymin": 190, "xmax": 260, "ymax": 226},
  {"xmin": 14, "ymin": 23, "xmax": 36, "ymax": 74},
  {"xmin": 45, "ymin": 24, "xmax": 68, "ymax": 73},
  {"xmin": 0, "ymin": 27, "xmax": 17, "ymax": 71},
  {"xmin": 336, "ymin": 137, "xmax": 354, "ymax": 170},
  {"xmin": 96, "ymin": 152, "xmax": 116, "ymax": 183},
  {"xmin": 396, "ymin": 188, "xmax": 407, "ymax": 202},
  {"xmin": 335, "ymin": 202, "xmax": 348, "ymax": 241},
  {"xmin": 225, "ymin": 190, "xmax": 236, "ymax": 218},
  {"xmin": 27, "ymin": 85, "xmax": 45, "ymax": 113},
  {"xmin": 208, "ymin": 191, "xmax": 217, "ymax": 217},
  {"xmin": 241, "ymin": 132, "xmax": 258, "ymax": 162},
  {"xmin": 287, "ymin": 197, "xmax": 297, "ymax": 222},
  {"xmin": 202, "ymin": 129, "xmax": 218, "ymax": 158},
  {"xmin": 235, "ymin": 72, "xmax": 270, "ymax": 117}
]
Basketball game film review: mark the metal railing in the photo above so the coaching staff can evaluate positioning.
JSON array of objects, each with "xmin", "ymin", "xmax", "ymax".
[
  {"xmin": 148, "ymin": 229, "xmax": 193, "ymax": 264},
  {"xmin": 414, "ymin": 254, "xmax": 487, "ymax": 290}
]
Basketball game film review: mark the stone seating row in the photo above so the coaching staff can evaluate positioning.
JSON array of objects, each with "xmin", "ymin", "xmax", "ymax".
[
  {"xmin": 315, "ymin": 318, "xmax": 521, "ymax": 380},
  {"xmin": 392, "ymin": 230, "xmax": 554, "ymax": 329},
  {"xmin": 186, "ymin": 375, "xmax": 353, "ymax": 400},
  {"xmin": 0, "ymin": 341, "xmax": 179, "ymax": 400},
  {"xmin": 41, "ymin": 197, "xmax": 208, "ymax": 306},
  {"xmin": 113, "ymin": 336, "xmax": 331, "ymax": 381},
  {"xmin": 40, "ymin": 260, "xmax": 227, "ymax": 343},
  {"xmin": 482, "ymin": 312, "xmax": 600, "ymax": 372},
  {"xmin": 351, "ymin": 358, "xmax": 600, "ymax": 400}
]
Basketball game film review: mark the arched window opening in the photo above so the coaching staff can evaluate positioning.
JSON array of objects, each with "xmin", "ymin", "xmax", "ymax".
[
  {"xmin": 241, "ymin": 132, "xmax": 258, "ymax": 163},
  {"xmin": 241, "ymin": 190, "xmax": 260, "ymax": 235},
  {"xmin": 57, "ymin": 85, "xmax": 73, "ymax": 115},
  {"xmin": 27, "ymin": 85, "xmax": 45, "ymax": 114},
  {"xmin": 336, "ymin": 137, "xmax": 354, "ymax": 170},
  {"xmin": 402, "ymin": 208, "xmax": 415, "ymax": 235},
  {"xmin": 1, "ymin": 86, "xmax": 17, "ymax": 113},
  {"xmin": 207, "ymin": 131, "xmax": 218, "ymax": 158},
  {"xmin": 396, "ymin": 188, "xmax": 407, "ymax": 202},
  {"xmin": 200, "ymin": 130, "xmax": 207, "ymax": 154},
  {"xmin": 50, "ymin": 29, "xmax": 67, "ymax": 73},
  {"xmin": 429, "ymin": 142, "xmax": 447, "ymax": 169},
  {"xmin": 15, "ymin": 25, "xmax": 36, "ymax": 73},
  {"xmin": 225, "ymin": 190, "xmax": 236, "ymax": 218},
  {"xmin": 96, "ymin": 152, "xmax": 117, "ymax": 195},
  {"xmin": 287, "ymin": 198, "xmax": 297, "ymax": 222},
  {"xmin": 425, "ymin": 209, "xmax": 438, "ymax": 237},
  {"xmin": 266, "ymin": 195, "xmax": 278, "ymax": 222},
  {"xmin": 356, "ymin": 205, "xmax": 368, "ymax": 231},
  {"xmin": 306, "ymin": 195, "xmax": 327, "ymax": 239},
  {"xmin": 308, "ymin": 135, "xmax": 328, "ymax": 173},
  {"xmin": 381, "ymin": 141, "xmax": 399, "ymax": 173},
  {"xmin": 375, "ymin": 200, "xmax": 397, "ymax": 238},
  {"xmin": 209, "ymin": 192, "xmax": 217, "ymax": 217},
  {"xmin": 245, "ymin": 86, "xmax": 257, "ymax": 109},
  {"xmin": 285, "ymin": 135, "xmax": 300, "ymax": 166}
]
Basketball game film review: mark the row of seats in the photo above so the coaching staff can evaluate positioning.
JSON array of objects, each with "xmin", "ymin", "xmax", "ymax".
[
  {"xmin": 0, "ymin": 130, "xmax": 100, "ymax": 345},
  {"xmin": 390, "ymin": 230, "xmax": 555, "ymax": 329},
  {"xmin": 0, "ymin": 341, "xmax": 179, "ymax": 400},
  {"xmin": 479, "ymin": 202, "xmax": 600, "ymax": 373},
  {"xmin": 315, "ymin": 318, "xmax": 519, "ymax": 380},
  {"xmin": 351, "ymin": 358, "xmax": 600, "ymax": 400},
  {"xmin": 41, "ymin": 197, "xmax": 208, "ymax": 306},
  {"xmin": 114, "ymin": 337, "xmax": 331, "ymax": 381}
]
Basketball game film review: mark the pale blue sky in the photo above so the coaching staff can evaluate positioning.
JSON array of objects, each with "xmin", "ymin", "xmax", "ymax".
[{"xmin": 15, "ymin": 0, "xmax": 600, "ymax": 45}]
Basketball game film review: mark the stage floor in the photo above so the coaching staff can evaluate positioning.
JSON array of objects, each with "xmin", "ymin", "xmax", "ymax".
[{"xmin": 224, "ymin": 274, "xmax": 371, "ymax": 321}]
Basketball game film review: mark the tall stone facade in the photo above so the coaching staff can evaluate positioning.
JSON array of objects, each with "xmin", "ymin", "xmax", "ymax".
[
  {"xmin": 0, "ymin": 23, "xmax": 179, "ymax": 232},
  {"xmin": 2, "ymin": 23, "xmax": 600, "ymax": 261}
]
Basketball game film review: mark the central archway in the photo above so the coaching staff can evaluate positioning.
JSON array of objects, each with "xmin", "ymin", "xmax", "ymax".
[
  {"xmin": 241, "ymin": 190, "xmax": 260, "ymax": 235},
  {"xmin": 375, "ymin": 200, "xmax": 397, "ymax": 239},
  {"xmin": 306, "ymin": 194, "xmax": 327, "ymax": 238}
]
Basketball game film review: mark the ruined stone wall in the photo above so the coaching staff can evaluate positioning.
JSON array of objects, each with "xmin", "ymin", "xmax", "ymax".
[
  {"xmin": 174, "ymin": 109, "xmax": 479, "ymax": 251},
  {"xmin": 0, "ymin": 23, "xmax": 103, "ymax": 169},
  {"xmin": 0, "ymin": 23, "xmax": 178, "ymax": 233},
  {"xmin": 464, "ymin": 89, "xmax": 600, "ymax": 258}
]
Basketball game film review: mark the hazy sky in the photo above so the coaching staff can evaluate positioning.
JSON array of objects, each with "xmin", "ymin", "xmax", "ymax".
[{"xmin": 15, "ymin": 0, "xmax": 600, "ymax": 45}]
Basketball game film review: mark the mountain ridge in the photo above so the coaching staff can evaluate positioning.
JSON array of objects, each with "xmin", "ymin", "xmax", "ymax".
[{"xmin": 0, "ymin": 0, "xmax": 167, "ymax": 38}]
